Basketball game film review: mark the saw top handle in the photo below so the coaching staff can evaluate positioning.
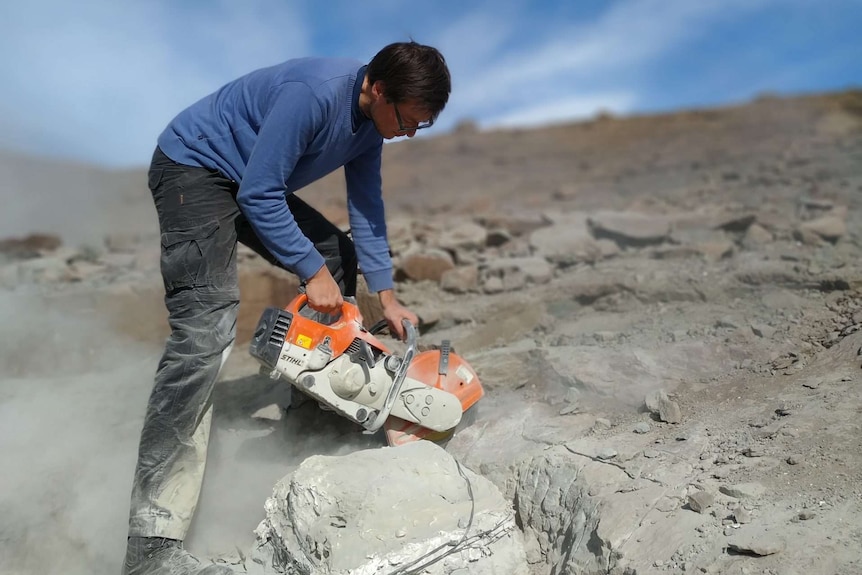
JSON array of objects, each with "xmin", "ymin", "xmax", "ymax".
[{"xmin": 286, "ymin": 293, "xmax": 363, "ymax": 325}]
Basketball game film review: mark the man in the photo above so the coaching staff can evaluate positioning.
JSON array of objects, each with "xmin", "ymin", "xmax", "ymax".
[{"xmin": 122, "ymin": 41, "xmax": 451, "ymax": 575}]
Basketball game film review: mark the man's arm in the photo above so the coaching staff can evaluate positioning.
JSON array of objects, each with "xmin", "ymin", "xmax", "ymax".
[
  {"xmin": 344, "ymin": 146, "xmax": 417, "ymax": 339},
  {"xmin": 236, "ymin": 82, "xmax": 342, "ymax": 313}
]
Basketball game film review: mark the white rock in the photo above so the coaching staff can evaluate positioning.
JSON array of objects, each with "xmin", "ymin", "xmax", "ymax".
[
  {"xmin": 799, "ymin": 215, "xmax": 846, "ymax": 243},
  {"xmin": 437, "ymin": 221, "xmax": 489, "ymax": 252},
  {"xmin": 441, "ymin": 265, "xmax": 480, "ymax": 293},
  {"xmin": 719, "ymin": 482, "xmax": 766, "ymax": 499},
  {"xmin": 251, "ymin": 404, "xmax": 283, "ymax": 422},
  {"xmin": 252, "ymin": 441, "xmax": 527, "ymax": 575}
]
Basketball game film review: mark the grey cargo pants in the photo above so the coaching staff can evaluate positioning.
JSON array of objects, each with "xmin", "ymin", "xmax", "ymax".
[{"xmin": 127, "ymin": 147, "xmax": 357, "ymax": 539}]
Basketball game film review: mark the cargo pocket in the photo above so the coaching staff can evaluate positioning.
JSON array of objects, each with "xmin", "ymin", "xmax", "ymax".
[
  {"xmin": 160, "ymin": 220, "xmax": 220, "ymax": 293},
  {"xmin": 147, "ymin": 167, "xmax": 164, "ymax": 191}
]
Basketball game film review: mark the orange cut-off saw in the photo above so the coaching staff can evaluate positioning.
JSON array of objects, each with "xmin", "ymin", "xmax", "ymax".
[{"xmin": 249, "ymin": 294, "xmax": 483, "ymax": 446}]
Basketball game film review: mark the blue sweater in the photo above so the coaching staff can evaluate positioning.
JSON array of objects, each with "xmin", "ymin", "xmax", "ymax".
[{"xmin": 157, "ymin": 58, "xmax": 392, "ymax": 292}]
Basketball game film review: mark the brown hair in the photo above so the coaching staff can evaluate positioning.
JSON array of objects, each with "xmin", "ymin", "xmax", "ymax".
[{"xmin": 367, "ymin": 41, "xmax": 451, "ymax": 119}]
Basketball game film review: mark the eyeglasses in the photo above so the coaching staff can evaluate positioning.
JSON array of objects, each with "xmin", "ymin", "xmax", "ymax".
[{"xmin": 393, "ymin": 103, "xmax": 434, "ymax": 132}]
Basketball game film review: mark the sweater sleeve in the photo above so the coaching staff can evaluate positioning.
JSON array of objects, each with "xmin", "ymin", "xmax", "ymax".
[
  {"xmin": 235, "ymin": 82, "xmax": 326, "ymax": 281},
  {"xmin": 344, "ymin": 144, "xmax": 393, "ymax": 292}
]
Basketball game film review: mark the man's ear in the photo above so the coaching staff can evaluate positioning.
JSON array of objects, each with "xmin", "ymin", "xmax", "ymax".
[{"xmin": 372, "ymin": 80, "xmax": 388, "ymax": 103}]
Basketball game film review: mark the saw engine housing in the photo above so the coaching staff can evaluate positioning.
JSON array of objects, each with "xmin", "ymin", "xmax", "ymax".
[{"xmin": 249, "ymin": 295, "xmax": 483, "ymax": 445}]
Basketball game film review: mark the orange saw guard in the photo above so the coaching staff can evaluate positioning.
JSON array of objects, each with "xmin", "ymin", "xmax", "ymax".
[{"xmin": 384, "ymin": 348, "xmax": 484, "ymax": 446}]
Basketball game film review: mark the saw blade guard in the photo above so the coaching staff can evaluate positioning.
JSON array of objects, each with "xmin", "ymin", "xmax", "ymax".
[{"xmin": 384, "ymin": 347, "xmax": 484, "ymax": 446}]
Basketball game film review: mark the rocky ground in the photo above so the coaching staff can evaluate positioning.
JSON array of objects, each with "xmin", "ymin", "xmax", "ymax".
[{"xmin": 1, "ymin": 90, "xmax": 861, "ymax": 574}]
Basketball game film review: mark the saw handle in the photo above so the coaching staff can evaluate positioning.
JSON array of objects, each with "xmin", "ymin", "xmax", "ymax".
[
  {"xmin": 363, "ymin": 318, "xmax": 417, "ymax": 433},
  {"xmin": 287, "ymin": 293, "xmax": 362, "ymax": 324}
]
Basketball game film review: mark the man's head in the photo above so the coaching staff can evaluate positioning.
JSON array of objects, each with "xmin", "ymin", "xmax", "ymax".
[{"xmin": 366, "ymin": 42, "xmax": 451, "ymax": 139}]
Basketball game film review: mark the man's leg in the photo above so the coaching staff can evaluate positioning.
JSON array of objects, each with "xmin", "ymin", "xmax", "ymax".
[
  {"xmin": 124, "ymin": 149, "xmax": 239, "ymax": 574},
  {"xmin": 127, "ymin": 291, "xmax": 238, "ymax": 539},
  {"xmin": 236, "ymin": 193, "xmax": 358, "ymax": 296}
]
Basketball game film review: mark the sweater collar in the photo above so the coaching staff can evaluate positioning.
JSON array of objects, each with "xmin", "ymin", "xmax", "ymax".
[{"xmin": 351, "ymin": 65, "xmax": 368, "ymax": 132}]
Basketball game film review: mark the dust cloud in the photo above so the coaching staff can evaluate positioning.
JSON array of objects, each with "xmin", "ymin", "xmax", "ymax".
[
  {"xmin": 0, "ymin": 292, "xmax": 157, "ymax": 574},
  {"xmin": 186, "ymin": 367, "xmax": 382, "ymax": 561},
  {"xmin": 0, "ymin": 153, "xmax": 157, "ymax": 249},
  {"xmin": 0, "ymin": 290, "xmax": 371, "ymax": 573}
]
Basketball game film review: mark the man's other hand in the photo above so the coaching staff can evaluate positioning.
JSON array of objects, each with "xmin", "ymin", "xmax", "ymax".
[
  {"xmin": 306, "ymin": 266, "xmax": 343, "ymax": 314},
  {"xmin": 378, "ymin": 289, "xmax": 419, "ymax": 341}
]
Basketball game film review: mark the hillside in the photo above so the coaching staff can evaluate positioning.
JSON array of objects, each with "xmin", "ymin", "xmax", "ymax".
[{"xmin": 2, "ymin": 90, "xmax": 861, "ymax": 575}]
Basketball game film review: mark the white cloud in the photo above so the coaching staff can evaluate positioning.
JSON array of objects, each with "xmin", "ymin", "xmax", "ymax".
[
  {"xmin": 483, "ymin": 92, "xmax": 637, "ymax": 129},
  {"xmin": 432, "ymin": 8, "xmax": 517, "ymax": 67},
  {"xmin": 178, "ymin": 0, "xmax": 311, "ymax": 77},
  {"xmin": 441, "ymin": 0, "xmax": 778, "ymax": 129},
  {"xmin": 0, "ymin": 0, "xmax": 310, "ymax": 166}
]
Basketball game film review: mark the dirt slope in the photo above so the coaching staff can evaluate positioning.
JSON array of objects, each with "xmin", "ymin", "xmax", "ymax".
[{"xmin": 1, "ymin": 90, "xmax": 861, "ymax": 574}]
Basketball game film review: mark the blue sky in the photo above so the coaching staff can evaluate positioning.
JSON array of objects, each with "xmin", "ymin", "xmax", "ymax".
[{"xmin": 1, "ymin": 0, "xmax": 860, "ymax": 168}]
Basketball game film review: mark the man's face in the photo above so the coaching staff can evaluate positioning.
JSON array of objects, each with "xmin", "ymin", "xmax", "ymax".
[
  {"xmin": 370, "ymin": 84, "xmax": 433, "ymax": 139},
  {"xmin": 380, "ymin": 100, "xmax": 432, "ymax": 140}
]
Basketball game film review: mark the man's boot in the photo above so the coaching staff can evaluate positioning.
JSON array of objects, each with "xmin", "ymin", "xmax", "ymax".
[{"xmin": 122, "ymin": 537, "xmax": 235, "ymax": 575}]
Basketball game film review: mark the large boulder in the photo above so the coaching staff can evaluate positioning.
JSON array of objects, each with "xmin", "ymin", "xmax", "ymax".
[
  {"xmin": 529, "ymin": 213, "xmax": 618, "ymax": 265},
  {"xmin": 397, "ymin": 248, "xmax": 456, "ymax": 282},
  {"xmin": 250, "ymin": 441, "xmax": 527, "ymax": 575}
]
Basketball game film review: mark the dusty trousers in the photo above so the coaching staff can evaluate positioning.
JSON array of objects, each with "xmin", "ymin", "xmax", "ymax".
[{"xmin": 127, "ymin": 147, "xmax": 357, "ymax": 539}]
